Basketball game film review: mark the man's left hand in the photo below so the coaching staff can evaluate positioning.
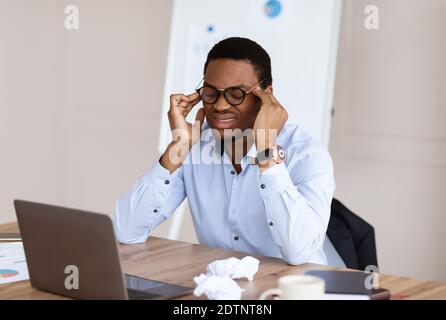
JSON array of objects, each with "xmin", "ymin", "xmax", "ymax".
[{"xmin": 252, "ymin": 87, "xmax": 288, "ymax": 153}]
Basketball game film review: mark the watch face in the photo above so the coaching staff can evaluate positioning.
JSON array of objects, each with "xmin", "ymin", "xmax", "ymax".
[
  {"xmin": 277, "ymin": 146, "xmax": 286, "ymax": 160},
  {"xmin": 256, "ymin": 146, "xmax": 286, "ymax": 163}
]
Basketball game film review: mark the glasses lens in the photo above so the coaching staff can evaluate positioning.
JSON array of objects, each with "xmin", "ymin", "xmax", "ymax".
[
  {"xmin": 225, "ymin": 88, "xmax": 245, "ymax": 105},
  {"xmin": 199, "ymin": 86, "xmax": 219, "ymax": 104}
]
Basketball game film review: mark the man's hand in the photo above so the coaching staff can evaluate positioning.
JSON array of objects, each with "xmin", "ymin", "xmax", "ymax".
[
  {"xmin": 167, "ymin": 92, "xmax": 204, "ymax": 144},
  {"xmin": 252, "ymin": 87, "xmax": 288, "ymax": 153},
  {"xmin": 160, "ymin": 92, "xmax": 205, "ymax": 173}
]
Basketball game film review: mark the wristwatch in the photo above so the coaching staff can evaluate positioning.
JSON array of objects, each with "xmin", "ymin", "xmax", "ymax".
[{"xmin": 249, "ymin": 145, "xmax": 286, "ymax": 165}]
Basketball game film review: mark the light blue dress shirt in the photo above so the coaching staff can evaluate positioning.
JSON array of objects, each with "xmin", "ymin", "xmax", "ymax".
[{"xmin": 114, "ymin": 123, "xmax": 335, "ymax": 265}]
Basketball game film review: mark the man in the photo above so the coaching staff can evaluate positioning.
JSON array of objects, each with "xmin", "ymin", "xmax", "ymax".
[{"xmin": 114, "ymin": 37, "xmax": 335, "ymax": 265}]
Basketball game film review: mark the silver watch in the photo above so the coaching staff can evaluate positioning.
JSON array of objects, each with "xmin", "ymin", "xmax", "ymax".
[{"xmin": 250, "ymin": 145, "xmax": 286, "ymax": 165}]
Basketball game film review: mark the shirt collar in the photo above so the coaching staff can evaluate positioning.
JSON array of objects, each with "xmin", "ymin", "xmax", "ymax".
[{"xmin": 201, "ymin": 121, "xmax": 257, "ymax": 171}]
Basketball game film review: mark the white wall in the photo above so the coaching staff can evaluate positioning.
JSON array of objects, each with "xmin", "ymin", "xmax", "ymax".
[
  {"xmin": 330, "ymin": 0, "xmax": 446, "ymax": 281},
  {"xmin": 0, "ymin": 0, "xmax": 174, "ymax": 230}
]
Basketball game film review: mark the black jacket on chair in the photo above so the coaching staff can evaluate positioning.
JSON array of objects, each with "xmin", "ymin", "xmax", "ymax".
[{"xmin": 326, "ymin": 199, "xmax": 378, "ymax": 270}]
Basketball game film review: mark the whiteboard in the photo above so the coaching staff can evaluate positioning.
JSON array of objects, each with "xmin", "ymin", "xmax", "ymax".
[{"xmin": 159, "ymin": 0, "xmax": 342, "ymax": 153}]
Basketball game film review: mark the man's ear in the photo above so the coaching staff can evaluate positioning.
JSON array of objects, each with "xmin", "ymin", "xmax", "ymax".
[{"xmin": 265, "ymin": 85, "xmax": 273, "ymax": 94}]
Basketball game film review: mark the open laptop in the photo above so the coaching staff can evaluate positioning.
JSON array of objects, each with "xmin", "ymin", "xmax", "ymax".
[{"xmin": 14, "ymin": 199, "xmax": 193, "ymax": 300}]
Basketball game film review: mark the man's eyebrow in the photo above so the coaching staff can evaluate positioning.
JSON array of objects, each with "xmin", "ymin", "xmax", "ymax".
[{"xmin": 203, "ymin": 80, "xmax": 250, "ymax": 91}]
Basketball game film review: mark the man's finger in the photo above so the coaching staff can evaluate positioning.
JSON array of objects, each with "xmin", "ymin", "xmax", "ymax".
[
  {"xmin": 173, "ymin": 92, "xmax": 199, "ymax": 108},
  {"xmin": 251, "ymin": 86, "xmax": 267, "ymax": 99},
  {"xmin": 253, "ymin": 87, "xmax": 276, "ymax": 105},
  {"xmin": 253, "ymin": 87, "xmax": 275, "ymax": 105},
  {"xmin": 186, "ymin": 91, "xmax": 200, "ymax": 101},
  {"xmin": 171, "ymin": 93, "xmax": 187, "ymax": 103},
  {"xmin": 265, "ymin": 91, "xmax": 281, "ymax": 107},
  {"xmin": 185, "ymin": 96, "xmax": 202, "ymax": 114}
]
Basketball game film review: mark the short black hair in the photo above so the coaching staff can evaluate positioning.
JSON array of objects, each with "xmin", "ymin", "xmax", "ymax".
[{"xmin": 203, "ymin": 37, "xmax": 272, "ymax": 89}]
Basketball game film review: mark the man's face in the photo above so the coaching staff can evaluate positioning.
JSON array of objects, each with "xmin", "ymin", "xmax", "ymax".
[{"xmin": 202, "ymin": 59, "xmax": 263, "ymax": 138}]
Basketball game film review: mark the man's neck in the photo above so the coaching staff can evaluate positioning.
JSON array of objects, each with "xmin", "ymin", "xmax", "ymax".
[{"xmin": 220, "ymin": 134, "xmax": 254, "ymax": 174}]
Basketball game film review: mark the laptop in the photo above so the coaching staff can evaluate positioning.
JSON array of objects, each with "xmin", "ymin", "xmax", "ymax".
[{"xmin": 14, "ymin": 199, "xmax": 193, "ymax": 300}]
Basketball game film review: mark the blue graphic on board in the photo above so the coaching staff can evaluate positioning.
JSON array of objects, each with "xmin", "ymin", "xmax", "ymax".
[{"xmin": 264, "ymin": 0, "xmax": 282, "ymax": 18}]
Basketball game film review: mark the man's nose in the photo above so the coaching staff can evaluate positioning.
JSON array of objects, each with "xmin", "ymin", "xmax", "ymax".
[{"xmin": 213, "ymin": 93, "xmax": 232, "ymax": 112}]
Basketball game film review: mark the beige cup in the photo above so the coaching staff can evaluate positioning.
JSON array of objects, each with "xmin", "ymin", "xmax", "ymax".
[{"xmin": 259, "ymin": 275, "xmax": 325, "ymax": 300}]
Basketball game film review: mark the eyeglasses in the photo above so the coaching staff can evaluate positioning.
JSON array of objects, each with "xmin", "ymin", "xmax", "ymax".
[{"xmin": 195, "ymin": 78, "xmax": 264, "ymax": 106}]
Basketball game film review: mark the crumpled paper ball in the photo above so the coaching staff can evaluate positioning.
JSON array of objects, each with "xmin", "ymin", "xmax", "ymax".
[
  {"xmin": 207, "ymin": 256, "xmax": 260, "ymax": 281},
  {"xmin": 193, "ymin": 256, "xmax": 260, "ymax": 300},
  {"xmin": 193, "ymin": 274, "xmax": 244, "ymax": 300}
]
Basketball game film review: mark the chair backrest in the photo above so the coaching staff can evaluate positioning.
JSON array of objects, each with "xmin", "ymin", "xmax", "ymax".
[
  {"xmin": 327, "ymin": 198, "xmax": 378, "ymax": 270},
  {"xmin": 323, "ymin": 236, "xmax": 347, "ymax": 268}
]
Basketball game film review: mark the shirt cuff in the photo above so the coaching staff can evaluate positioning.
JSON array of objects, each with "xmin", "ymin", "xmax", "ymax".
[
  {"xmin": 258, "ymin": 162, "xmax": 295, "ymax": 198},
  {"xmin": 141, "ymin": 160, "xmax": 182, "ymax": 198}
]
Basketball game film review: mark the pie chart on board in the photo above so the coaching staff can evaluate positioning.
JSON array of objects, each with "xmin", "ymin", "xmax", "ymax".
[{"xmin": 264, "ymin": 0, "xmax": 282, "ymax": 18}]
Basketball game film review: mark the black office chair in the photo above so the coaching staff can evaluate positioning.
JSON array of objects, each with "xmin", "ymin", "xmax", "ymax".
[{"xmin": 326, "ymin": 198, "xmax": 378, "ymax": 270}]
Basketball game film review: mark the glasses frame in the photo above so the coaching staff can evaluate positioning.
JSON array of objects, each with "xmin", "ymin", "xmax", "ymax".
[{"xmin": 195, "ymin": 78, "xmax": 264, "ymax": 106}]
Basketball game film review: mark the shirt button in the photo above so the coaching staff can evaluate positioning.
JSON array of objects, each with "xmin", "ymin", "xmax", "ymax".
[
  {"xmin": 164, "ymin": 180, "xmax": 170, "ymax": 185},
  {"xmin": 269, "ymin": 221, "xmax": 274, "ymax": 227},
  {"xmin": 153, "ymin": 209, "xmax": 158, "ymax": 213},
  {"xmin": 230, "ymin": 170, "xmax": 235, "ymax": 175},
  {"xmin": 233, "ymin": 235, "xmax": 239, "ymax": 241},
  {"xmin": 260, "ymin": 184, "xmax": 266, "ymax": 189}
]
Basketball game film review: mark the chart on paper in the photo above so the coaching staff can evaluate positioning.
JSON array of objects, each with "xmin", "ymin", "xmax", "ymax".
[{"xmin": 0, "ymin": 242, "xmax": 29, "ymax": 284}]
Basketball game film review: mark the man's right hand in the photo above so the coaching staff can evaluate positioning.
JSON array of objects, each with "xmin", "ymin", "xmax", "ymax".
[
  {"xmin": 160, "ymin": 92, "xmax": 205, "ymax": 173},
  {"xmin": 167, "ymin": 92, "xmax": 204, "ymax": 145}
]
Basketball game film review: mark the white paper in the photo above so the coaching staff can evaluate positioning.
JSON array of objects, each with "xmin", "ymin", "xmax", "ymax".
[
  {"xmin": 193, "ymin": 274, "xmax": 244, "ymax": 300},
  {"xmin": 207, "ymin": 256, "xmax": 260, "ymax": 281},
  {"xmin": 0, "ymin": 242, "xmax": 29, "ymax": 285},
  {"xmin": 193, "ymin": 256, "xmax": 260, "ymax": 300}
]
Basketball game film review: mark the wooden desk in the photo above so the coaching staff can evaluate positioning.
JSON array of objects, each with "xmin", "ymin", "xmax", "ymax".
[{"xmin": 1, "ymin": 222, "xmax": 445, "ymax": 300}]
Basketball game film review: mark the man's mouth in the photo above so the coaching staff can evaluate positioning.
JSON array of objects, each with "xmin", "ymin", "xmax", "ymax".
[{"xmin": 212, "ymin": 113, "xmax": 237, "ymax": 128}]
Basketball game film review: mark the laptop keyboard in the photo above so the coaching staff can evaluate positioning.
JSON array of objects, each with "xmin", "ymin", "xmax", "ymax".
[{"xmin": 127, "ymin": 288, "xmax": 162, "ymax": 300}]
